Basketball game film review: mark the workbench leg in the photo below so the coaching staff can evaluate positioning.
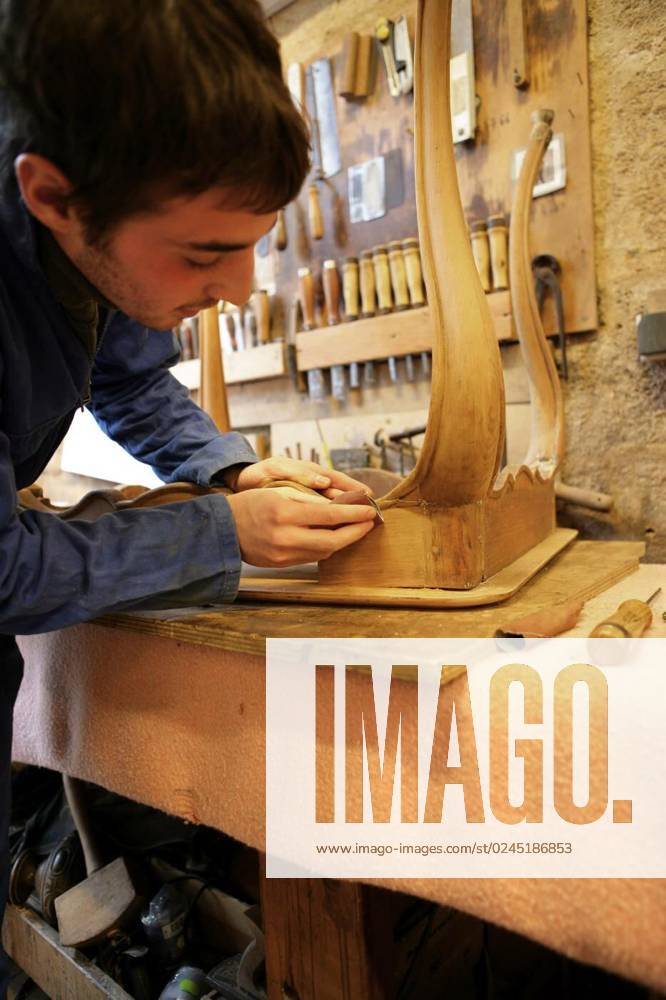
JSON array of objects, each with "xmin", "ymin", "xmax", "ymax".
[{"xmin": 261, "ymin": 870, "xmax": 390, "ymax": 1000}]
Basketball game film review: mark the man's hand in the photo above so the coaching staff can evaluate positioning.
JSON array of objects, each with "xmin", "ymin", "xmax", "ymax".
[
  {"xmin": 225, "ymin": 487, "xmax": 376, "ymax": 567},
  {"xmin": 225, "ymin": 457, "xmax": 373, "ymax": 499}
]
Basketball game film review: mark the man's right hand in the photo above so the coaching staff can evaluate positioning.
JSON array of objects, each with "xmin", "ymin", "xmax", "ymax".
[{"xmin": 225, "ymin": 487, "xmax": 377, "ymax": 567}]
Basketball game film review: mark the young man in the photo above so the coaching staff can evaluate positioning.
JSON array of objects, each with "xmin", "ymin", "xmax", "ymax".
[{"xmin": 0, "ymin": 0, "xmax": 376, "ymax": 984}]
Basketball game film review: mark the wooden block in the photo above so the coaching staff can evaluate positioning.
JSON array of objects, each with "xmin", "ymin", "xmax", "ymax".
[
  {"xmin": 354, "ymin": 34, "xmax": 376, "ymax": 98},
  {"xmin": 223, "ymin": 342, "xmax": 287, "ymax": 384},
  {"xmin": 54, "ymin": 856, "xmax": 141, "ymax": 948},
  {"xmin": 3, "ymin": 904, "xmax": 132, "ymax": 999},
  {"xmin": 338, "ymin": 32, "xmax": 359, "ymax": 98}
]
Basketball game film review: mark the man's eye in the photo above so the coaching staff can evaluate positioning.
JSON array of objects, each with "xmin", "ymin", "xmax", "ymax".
[{"xmin": 184, "ymin": 257, "xmax": 222, "ymax": 270}]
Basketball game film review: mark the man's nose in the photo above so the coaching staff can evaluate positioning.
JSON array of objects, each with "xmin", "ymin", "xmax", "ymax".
[{"xmin": 203, "ymin": 247, "xmax": 255, "ymax": 306}]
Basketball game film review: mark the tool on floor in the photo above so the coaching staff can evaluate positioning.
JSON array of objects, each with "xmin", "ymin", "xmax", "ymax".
[
  {"xmin": 55, "ymin": 775, "xmax": 142, "ymax": 948},
  {"xmin": 470, "ymin": 220, "xmax": 491, "ymax": 292},
  {"xmin": 299, "ymin": 267, "xmax": 327, "ymax": 401},
  {"xmin": 323, "ymin": 259, "xmax": 347, "ymax": 402},
  {"xmin": 487, "ymin": 213, "xmax": 509, "ymax": 290},
  {"xmin": 533, "ymin": 253, "xmax": 568, "ymax": 379}
]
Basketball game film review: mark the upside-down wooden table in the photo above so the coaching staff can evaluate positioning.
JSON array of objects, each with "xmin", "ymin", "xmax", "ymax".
[{"xmin": 7, "ymin": 540, "xmax": 666, "ymax": 998}]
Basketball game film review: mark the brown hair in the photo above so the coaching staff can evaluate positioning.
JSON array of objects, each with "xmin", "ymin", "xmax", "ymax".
[{"xmin": 0, "ymin": 0, "xmax": 310, "ymax": 241}]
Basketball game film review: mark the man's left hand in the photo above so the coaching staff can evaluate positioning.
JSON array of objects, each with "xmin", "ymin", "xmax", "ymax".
[{"xmin": 225, "ymin": 458, "xmax": 373, "ymax": 498}]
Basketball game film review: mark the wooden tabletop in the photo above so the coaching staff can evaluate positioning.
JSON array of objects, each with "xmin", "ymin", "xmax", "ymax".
[{"xmin": 99, "ymin": 540, "xmax": 659, "ymax": 656}]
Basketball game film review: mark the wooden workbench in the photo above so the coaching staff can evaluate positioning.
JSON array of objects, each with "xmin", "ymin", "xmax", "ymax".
[{"xmin": 8, "ymin": 541, "xmax": 666, "ymax": 998}]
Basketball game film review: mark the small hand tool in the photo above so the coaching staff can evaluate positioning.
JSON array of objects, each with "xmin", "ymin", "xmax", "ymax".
[
  {"xmin": 588, "ymin": 588, "xmax": 661, "ymax": 666},
  {"xmin": 402, "ymin": 237, "xmax": 430, "ymax": 376},
  {"xmin": 487, "ymin": 213, "xmax": 509, "ymax": 290},
  {"xmin": 252, "ymin": 289, "xmax": 271, "ymax": 345},
  {"xmin": 299, "ymin": 267, "xmax": 327, "ymax": 401},
  {"xmin": 470, "ymin": 221, "xmax": 491, "ymax": 292},
  {"xmin": 375, "ymin": 16, "xmax": 413, "ymax": 97},
  {"xmin": 323, "ymin": 259, "xmax": 347, "ymax": 402},
  {"xmin": 359, "ymin": 249, "xmax": 377, "ymax": 386},
  {"xmin": 343, "ymin": 256, "xmax": 360, "ymax": 390},
  {"xmin": 275, "ymin": 209, "xmax": 288, "ymax": 251},
  {"xmin": 589, "ymin": 588, "xmax": 661, "ymax": 639},
  {"xmin": 372, "ymin": 244, "xmax": 398, "ymax": 383},
  {"xmin": 388, "ymin": 240, "xmax": 415, "ymax": 380}
]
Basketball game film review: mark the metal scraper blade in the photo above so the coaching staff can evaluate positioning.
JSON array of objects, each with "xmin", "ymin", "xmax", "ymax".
[{"xmin": 311, "ymin": 58, "xmax": 342, "ymax": 178}]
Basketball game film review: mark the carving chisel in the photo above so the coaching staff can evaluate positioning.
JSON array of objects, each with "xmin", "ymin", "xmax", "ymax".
[
  {"xmin": 360, "ymin": 249, "xmax": 377, "ymax": 387},
  {"xmin": 323, "ymin": 259, "xmax": 347, "ymax": 402},
  {"xmin": 299, "ymin": 267, "xmax": 326, "ymax": 401},
  {"xmin": 372, "ymin": 245, "xmax": 398, "ymax": 383},
  {"xmin": 387, "ymin": 240, "xmax": 415, "ymax": 381},
  {"xmin": 402, "ymin": 237, "xmax": 430, "ymax": 375},
  {"xmin": 342, "ymin": 256, "xmax": 360, "ymax": 389},
  {"xmin": 487, "ymin": 213, "xmax": 509, "ymax": 290}
]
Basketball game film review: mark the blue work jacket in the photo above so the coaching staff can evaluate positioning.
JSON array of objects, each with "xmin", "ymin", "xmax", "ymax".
[{"xmin": 0, "ymin": 182, "xmax": 258, "ymax": 634}]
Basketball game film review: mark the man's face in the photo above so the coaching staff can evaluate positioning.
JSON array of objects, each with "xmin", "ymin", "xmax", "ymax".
[{"xmin": 59, "ymin": 188, "xmax": 277, "ymax": 329}]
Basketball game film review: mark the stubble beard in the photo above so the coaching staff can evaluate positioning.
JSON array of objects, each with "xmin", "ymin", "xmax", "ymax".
[{"xmin": 71, "ymin": 238, "xmax": 175, "ymax": 330}]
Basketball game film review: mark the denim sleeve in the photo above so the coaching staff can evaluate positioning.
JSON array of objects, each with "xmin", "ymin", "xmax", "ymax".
[
  {"xmin": 89, "ymin": 313, "xmax": 258, "ymax": 484},
  {"xmin": 0, "ymin": 424, "xmax": 243, "ymax": 634}
]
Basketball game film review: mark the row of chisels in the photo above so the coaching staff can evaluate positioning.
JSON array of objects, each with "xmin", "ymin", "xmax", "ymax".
[
  {"xmin": 174, "ymin": 292, "xmax": 274, "ymax": 362},
  {"xmin": 470, "ymin": 213, "xmax": 509, "ymax": 293},
  {"xmin": 298, "ymin": 237, "xmax": 430, "ymax": 402}
]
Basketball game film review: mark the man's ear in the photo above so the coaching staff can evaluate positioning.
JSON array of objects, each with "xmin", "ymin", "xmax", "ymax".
[{"xmin": 14, "ymin": 153, "xmax": 77, "ymax": 234}]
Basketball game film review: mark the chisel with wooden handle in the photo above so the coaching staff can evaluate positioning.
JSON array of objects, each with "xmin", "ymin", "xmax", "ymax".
[
  {"xmin": 343, "ymin": 256, "xmax": 360, "ymax": 389},
  {"xmin": 402, "ymin": 237, "xmax": 430, "ymax": 376},
  {"xmin": 360, "ymin": 249, "xmax": 377, "ymax": 386},
  {"xmin": 252, "ymin": 289, "xmax": 271, "ymax": 345},
  {"xmin": 372, "ymin": 245, "xmax": 398, "ymax": 383},
  {"xmin": 588, "ymin": 588, "xmax": 661, "ymax": 666},
  {"xmin": 487, "ymin": 213, "xmax": 509, "ymax": 290},
  {"xmin": 299, "ymin": 267, "xmax": 326, "ymax": 401},
  {"xmin": 388, "ymin": 240, "xmax": 415, "ymax": 381},
  {"xmin": 323, "ymin": 259, "xmax": 346, "ymax": 402}
]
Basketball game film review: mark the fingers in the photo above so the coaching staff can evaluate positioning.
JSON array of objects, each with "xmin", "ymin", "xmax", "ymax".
[
  {"xmin": 322, "ymin": 468, "xmax": 374, "ymax": 495},
  {"xmin": 286, "ymin": 500, "xmax": 377, "ymax": 528},
  {"xmin": 270, "ymin": 485, "xmax": 331, "ymax": 505},
  {"xmin": 278, "ymin": 519, "xmax": 375, "ymax": 562}
]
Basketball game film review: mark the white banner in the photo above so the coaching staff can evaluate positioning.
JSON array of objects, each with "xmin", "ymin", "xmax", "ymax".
[{"xmin": 266, "ymin": 638, "xmax": 666, "ymax": 878}]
